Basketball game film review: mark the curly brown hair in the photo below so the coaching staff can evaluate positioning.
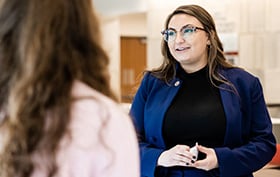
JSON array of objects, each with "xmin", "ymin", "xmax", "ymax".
[{"xmin": 0, "ymin": 0, "xmax": 115, "ymax": 176}]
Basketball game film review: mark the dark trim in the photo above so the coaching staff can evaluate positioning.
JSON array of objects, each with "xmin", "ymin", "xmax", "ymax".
[{"xmin": 267, "ymin": 103, "xmax": 280, "ymax": 107}]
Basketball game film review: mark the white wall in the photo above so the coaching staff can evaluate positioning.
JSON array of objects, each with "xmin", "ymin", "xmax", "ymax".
[
  {"xmin": 93, "ymin": 0, "xmax": 147, "ymax": 17},
  {"xmin": 119, "ymin": 13, "xmax": 147, "ymax": 37},
  {"xmin": 99, "ymin": 16, "xmax": 121, "ymax": 100},
  {"xmin": 95, "ymin": 0, "xmax": 280, "ymax": 104},
  {"xmin": 144, "ymin": 0, "xmax": 280, "ymax": 104}
]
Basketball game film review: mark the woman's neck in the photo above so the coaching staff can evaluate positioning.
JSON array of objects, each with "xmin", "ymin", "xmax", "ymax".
[{"xmin": 180, "ymin": 62, "xmax": 207, "ymax": 74}]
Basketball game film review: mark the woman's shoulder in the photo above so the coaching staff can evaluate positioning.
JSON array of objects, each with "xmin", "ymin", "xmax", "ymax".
[
  {"xmin": 141, "ymin": 71, "xmax": 169, "ymax": 86},
  {"xmin": 220, "ymin": 67, "xmax": 263, "ymax": 93},
  {"xmin": 69, "ymin": 81, "xmax": 137, "ymax": 146},
  {"xmin": 222, "ymin": 67, "xmax": 258, "ymax": 82},
  {"xmin": 71, "ymin": 81, "xmax": 130, "ymax": 124},
  {"xmin": 72, "ymin": 81, "xmax": 114, "ymax": 103},
  {"xmin": 56, "ymin": 81, "xmax": 139, "ymax": 176}
]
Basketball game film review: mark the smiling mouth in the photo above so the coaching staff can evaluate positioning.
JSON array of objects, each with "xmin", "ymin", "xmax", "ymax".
[{"xmin": 176, "ymin": 47, "xmax": 190, "ymax": 51}]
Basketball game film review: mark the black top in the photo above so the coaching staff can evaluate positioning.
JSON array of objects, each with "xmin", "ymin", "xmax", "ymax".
[{"xmin": 163, "ymin": 66, "xmax": 226, "ymax": 151}]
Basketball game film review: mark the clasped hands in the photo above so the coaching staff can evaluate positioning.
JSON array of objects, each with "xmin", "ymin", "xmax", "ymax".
[{"xmin": 157, "ymin": 144, "xmax": 218, "ymax": 171}]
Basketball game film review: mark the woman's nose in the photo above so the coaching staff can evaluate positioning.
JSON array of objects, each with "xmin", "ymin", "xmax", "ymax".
[{"xmin": 175, "ymin": 32, "xmax": 185, "ymax": 43}]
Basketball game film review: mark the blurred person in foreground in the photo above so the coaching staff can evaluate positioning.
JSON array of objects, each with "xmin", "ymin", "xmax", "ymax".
[
  {"xmin": 0, "ymin": 0, "xmax": 139, "ymax": 176},
  {"xmin": 129, "ymin": 4, "xmax": 276, "ymax": 177}
]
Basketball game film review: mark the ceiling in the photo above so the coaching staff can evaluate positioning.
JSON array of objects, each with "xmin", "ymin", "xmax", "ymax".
[{"xmin": 92, "ymin": 0, "xmax": 147, "ymax": 17}]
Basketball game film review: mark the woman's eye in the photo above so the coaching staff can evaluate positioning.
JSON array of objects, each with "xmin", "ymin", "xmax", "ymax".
[
  {"xmin": 183, "ymin": 28, "xmax": 194, "ymax": 34},
  {"xmin": 168, "ymin": 30, "xmax": 176, "ymax": 37}
]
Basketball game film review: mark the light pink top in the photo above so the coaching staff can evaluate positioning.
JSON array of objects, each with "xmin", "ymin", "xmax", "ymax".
[{"xmin": 32, "ymin": 81, "xmax": 140, "ymax": 177}]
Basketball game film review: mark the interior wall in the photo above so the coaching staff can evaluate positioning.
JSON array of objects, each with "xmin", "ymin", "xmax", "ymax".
[
  {"xmin": 120, "ymin": 13, "xmax": 147, "ymax": 37},
  {"xmin": 99, "ymin": 17, "xmax": 121, "ymax": 100},
  {"xmin": 93, "ymin": 0, "xmax": 147, "ymax": 17},
  {"xmin": 95, "ymin": 0, "xmax": 280, "ymax": 104},
  {"xmin": 145, "ymin": 0, "xmax": 280, "ymax": 104}
]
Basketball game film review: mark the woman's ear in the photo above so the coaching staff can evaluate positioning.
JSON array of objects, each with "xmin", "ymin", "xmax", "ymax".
[{"xmin": 206, "ymin": 40, "xmax": 211, "ymax": 45}]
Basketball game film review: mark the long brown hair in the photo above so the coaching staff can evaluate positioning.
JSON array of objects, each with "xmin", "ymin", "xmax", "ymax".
[
  {"xmin": 152, "ymin": 4, "xmax": 236, "ymax": 89},
  {"xmin": 0, "ymin": 0, "xmax": 115, "ymax": 176}
]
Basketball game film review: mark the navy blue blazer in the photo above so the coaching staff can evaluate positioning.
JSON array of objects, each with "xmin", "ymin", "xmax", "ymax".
[{"xmin": 129, "ymin": 67, "xmax": 276, "ymax": 177}]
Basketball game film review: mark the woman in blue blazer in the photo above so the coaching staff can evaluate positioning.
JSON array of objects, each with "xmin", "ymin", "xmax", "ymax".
[{"xmin": 129, "ymin": 4, "xmax": 276, "ymax": 177}]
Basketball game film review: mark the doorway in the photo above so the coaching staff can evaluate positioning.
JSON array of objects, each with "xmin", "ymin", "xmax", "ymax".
[{"xmin": 120, "ymin": 36, "xmax": 147, "ymax": 103}]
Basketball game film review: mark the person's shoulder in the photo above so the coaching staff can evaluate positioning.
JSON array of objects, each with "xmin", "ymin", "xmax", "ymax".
[
  {"xmin": 57, "ymin": 81, "xmax": 139, "ymax": 177},
  {"xmin": 137, "ymin": 71, "xmax": 172, "ymax": 96},
  {"xmin": 142, "ymin": 71, "xmax": 156, "ymax": 81},
  {"xmin": 222, "ymin": 67, "xmax": 258, "ymax": 81},
  {"xmin": 141, "ymin": 71, "xmax": 167, "ymax": 86},
  {"xmin": 221, "ymin": 67, "xmax": 263, "ymax": 91},
  {"xmin": 223, "ymin": 67, "xmax": 254, "ymax": 76},
  {"xmin": 69, "ymin": 81, "xmax": 135, "ymax": 144},
  {"xmin": 71, "ymin": 81, "xmax": 125, "ymax": 116}
]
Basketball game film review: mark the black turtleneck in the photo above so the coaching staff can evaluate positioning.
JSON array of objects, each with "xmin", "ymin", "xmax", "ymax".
[{"xmin": 162, "ymin": 66, "xmax": 226, "ymax": 151}]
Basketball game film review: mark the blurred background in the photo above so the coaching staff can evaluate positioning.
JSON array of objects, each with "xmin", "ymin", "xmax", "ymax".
[{"xmin": 92, "ymin": 0, "xmax": 280, "ymax": 136}]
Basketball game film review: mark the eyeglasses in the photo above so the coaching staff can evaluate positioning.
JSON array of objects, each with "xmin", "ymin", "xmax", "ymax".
[{"xmin": 161, "ymin": 24, "xmax": 206, "ymax": 42}]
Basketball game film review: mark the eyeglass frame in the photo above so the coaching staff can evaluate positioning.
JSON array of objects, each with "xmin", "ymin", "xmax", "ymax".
[{"xmin": 161, "ymin": 24, "xmax": 206, "ymax": 42}]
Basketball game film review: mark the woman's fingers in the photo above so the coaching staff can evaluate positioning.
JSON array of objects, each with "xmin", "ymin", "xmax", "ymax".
[
  {"xmin": 158, "ymin": 144, "xmax": 218, "ymax": 168},
  {"xmin": 192, "ymin": 145, "xmax": 218, "ymax": 171},
  {"xmin": 158, "ymin": 144, "xmax": 194, "ymax": 167}
]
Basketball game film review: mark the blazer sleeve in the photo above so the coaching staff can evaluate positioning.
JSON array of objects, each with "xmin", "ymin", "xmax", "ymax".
[
  {"xmin": 130, "ymin": 73, "xmax": 165, "ymax": 177},
  {"xmin": 215, "ymin": 76, "xmax": 276, "ymax": 177}
]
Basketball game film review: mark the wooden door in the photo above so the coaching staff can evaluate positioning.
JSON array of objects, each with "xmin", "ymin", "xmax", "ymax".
[{"xmin": 120, "ymin": 37, "xmax": 147, "ymax": 103}]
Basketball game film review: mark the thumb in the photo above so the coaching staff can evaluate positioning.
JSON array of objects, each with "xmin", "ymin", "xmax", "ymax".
[{"xmin": 197, "ymin": 145, "xmax": 209, "ymax": 154}]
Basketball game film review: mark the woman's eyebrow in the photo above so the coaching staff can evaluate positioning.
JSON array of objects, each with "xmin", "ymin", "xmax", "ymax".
[{"xmin": 167, "ymin": 24, "xmax": 193, "ymax": 31}]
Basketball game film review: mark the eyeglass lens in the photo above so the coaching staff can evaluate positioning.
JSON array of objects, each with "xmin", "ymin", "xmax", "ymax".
[{"xmin": 162, "ymin": 25, "xmax": 198, "ymax": 42}]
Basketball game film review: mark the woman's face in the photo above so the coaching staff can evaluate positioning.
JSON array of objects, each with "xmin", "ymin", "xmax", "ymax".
[{"xmin": 167, "ymin": 14, "xmax": 209, "ymax": 73}]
